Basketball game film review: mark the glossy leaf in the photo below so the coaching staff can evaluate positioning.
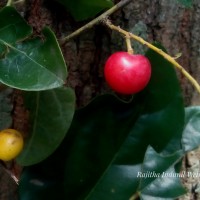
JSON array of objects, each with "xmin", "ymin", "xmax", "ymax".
[
  {"xmin": 0, "ymin": 27, "xmax": 67, "ymax": 91},
  {"xmin": 0, "ymin": 7, "xmax": 67, "ymax": 91},
  {"xmin": 0, "ymin": 6, "xmax": 32, "ymax": 54},
  {"xmin": 141, "ymin": 166, "xmax": 186, "ymax": 200},
  {"xmin": 0, "ymin": 88, "xmax": 13, "ymax": 130},
  {"xmin": 57, "ymin": 0, "xmax": 113, "ymax": 21},
  {"xmin": 17, "ymin": 87, "xmax": 75, "ymax": 166},
  {"xmin": 182, "ymin": 106, "xmax": 200, "ymax": 152},
  {"xmin": 64, "ymin": 94, "xmax": 143, "ymax": 200},
  {"xmin": 139, "ymin": 146, "xmax": 186, "ymax": 199}
]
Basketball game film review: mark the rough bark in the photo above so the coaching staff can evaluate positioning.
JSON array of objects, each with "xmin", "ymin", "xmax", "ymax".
[{"xmin": 1, "ymin": 0, "xmax": 200, "ymax": 199}]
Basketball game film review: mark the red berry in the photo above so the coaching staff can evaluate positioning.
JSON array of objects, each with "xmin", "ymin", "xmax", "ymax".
[{"xmin": 104, "ymin": 52, "xmax": 151, "ymax": 94}]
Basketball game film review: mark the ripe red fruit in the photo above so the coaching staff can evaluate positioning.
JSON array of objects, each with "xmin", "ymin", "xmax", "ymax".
[{"xmin": 104, "ymin": 52, "xmax": 151, "ymax": 94}]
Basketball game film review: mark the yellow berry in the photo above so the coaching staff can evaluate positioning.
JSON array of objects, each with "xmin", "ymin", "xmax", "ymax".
[{"xmin": 0, "ymin": 129, "xmax": 24, "ymax": 161}]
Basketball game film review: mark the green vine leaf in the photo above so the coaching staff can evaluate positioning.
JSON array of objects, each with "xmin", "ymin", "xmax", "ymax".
[
  {"xmin": 17, "ymin": 87, "xmax": 75, "ymax": 166},
  {"xmin": 57, "ymin": 0, "xmax": 114, "ymax": 21},
  {"xmin": 0, "ymin": 7, "xmax": 67, "ymax": 91}
]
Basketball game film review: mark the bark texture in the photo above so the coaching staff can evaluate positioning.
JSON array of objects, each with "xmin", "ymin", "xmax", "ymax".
[{"xmin": 1, "ymin": 0, "xmax": 200, "ymax": 199}]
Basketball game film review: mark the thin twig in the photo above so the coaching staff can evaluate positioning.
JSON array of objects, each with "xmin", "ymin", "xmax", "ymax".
[
  {"xmin": 105, "ymin": 21, "xmax": 200, "ymax": 95},
  {"xmin": 60, "ymin": 0, "xmax": 132, "ymax": 44}
]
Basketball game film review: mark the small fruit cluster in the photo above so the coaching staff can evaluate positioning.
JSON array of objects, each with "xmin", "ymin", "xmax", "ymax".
[
  {"xmin": 104, "ymin": 52, "xmax": 151, "ymax": 94},
  {"xmin": 0, "ymin": 129, "xmax": 24, "ymax": 161}
]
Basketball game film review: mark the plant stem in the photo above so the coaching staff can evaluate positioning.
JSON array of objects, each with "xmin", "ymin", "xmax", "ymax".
[
  {"xmin": 105, "ymin": 21, "xmax": 200, "ymax": 95},
  {"xmin": 125, "ymin": 35, "xmax": 134, "ymax": 54},
  {"xmin": 60, "ymin": 0, "xmax": 132, "ymax": 44},
  {"xmin": 6, "ymin": 0, "xmax": 13, "ymax": 6}
]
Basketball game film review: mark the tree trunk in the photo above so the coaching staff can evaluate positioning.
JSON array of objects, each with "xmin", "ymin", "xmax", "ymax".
[{"xmin": 1, "ymin": 0, "xmax": 200, "ymax": 199}]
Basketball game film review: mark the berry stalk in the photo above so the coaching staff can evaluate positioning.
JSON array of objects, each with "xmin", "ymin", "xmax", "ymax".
[{"xmin": 125, "ymin": 36, "xmax": 134, "ymax": 54}]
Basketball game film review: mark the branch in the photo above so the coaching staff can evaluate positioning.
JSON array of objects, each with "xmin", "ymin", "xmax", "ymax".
[
  {"xmin": 105, "ymin": 21, "xmax": 200, "ymax": 95},
  {"xmin": 60, "ymin": 0, "xmax": 132, "ymax": 44}
]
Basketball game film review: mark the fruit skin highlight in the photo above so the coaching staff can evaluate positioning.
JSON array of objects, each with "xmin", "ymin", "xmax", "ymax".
[
  {"xmin": 0, "ymin": 129, "xmax": 24, "ymax": 161},
  {"xmin": 104, "ymin": 52, "xmax": 152, "ymax": 94}
]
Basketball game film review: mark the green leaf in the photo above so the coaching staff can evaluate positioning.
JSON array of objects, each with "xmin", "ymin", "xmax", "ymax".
[
  {"xmin": 182, "ymin": 106, "xmax": 200, "ymax": 152},
  {"xmin": 0, "ymin": 7, "xmax": 67, "ymax": 91},
  {"xmin": 141, "ymin": 166, "xmax": 186, "ymax": 200},
  {"xmin": 57, "ymin": 0, "xmax": 114, "ymax": 21},
  {"xmin": 0, "ymin": 88, "xmax": 13, "ymax": 130},
  {"xmin": 0, "ymin": 27, "xmax": 67, "ymax": 91},
  {"xmin": 16, "ymin": 87, "xmax": 75, "ymax": 166},
  {"xmin": 177, "ymin": 0, "xmax": 193, "ymax": 7},
  {"xmin": 0, "ymin": 6, "xmax": 32, "ymax": 54},
  {"xmin": 64, "ymin": 94, "xmax": 143, "ymax": 199},
  {"xmin": 141, "ymin": 165, "xmax": 186, "ymax": 200},
  {"xmin": 139, "ymin": 146, "xmax": 186, "ymax": 199}
]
